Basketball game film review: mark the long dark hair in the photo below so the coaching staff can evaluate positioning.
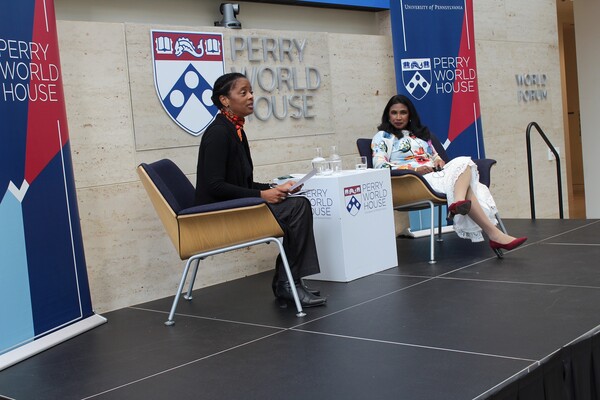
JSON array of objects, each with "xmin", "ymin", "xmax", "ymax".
[
  {"xmin": 377, "ymin": 94, "xmax": 431, "ymax": 141},
  {"xmin": 211, "ymin": 72, "xmax": 247, "ymax": 109}
]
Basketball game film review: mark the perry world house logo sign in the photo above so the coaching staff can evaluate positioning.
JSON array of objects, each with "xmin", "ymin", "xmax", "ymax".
[
  {"xmin": 151, "ymin": 30, "xmax": 224, "ymax": 136},
  {"xmin": 401, "ymin": 57, "xmax": 432, "ymax": 101},
  {"xmin": 344, "ymin": 185, "xmax": 362, "ymax": 216}
]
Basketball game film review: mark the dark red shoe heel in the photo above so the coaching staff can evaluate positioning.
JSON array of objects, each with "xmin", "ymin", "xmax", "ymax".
[
  {"xmin": 489, "ymin": 237, "xmax": 527, "ymax": 258},
  {"xmin": 447, "ymin": 200, "xmax": 472, "ymax": 219}
]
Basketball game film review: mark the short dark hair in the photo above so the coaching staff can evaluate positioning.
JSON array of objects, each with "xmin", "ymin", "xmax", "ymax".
[
  {"xmin": 377, "ymin": 94, "xmax": 431, "ymax": 140},
  {"xmin": 211, "ymin": 72, "xmax": 247, "ymax": 109}
]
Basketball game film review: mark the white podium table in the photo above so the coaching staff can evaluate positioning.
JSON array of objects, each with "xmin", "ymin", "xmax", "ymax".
[{"xmin": 300, "ymin": 168, "xmax": 398, "ymax": 282}]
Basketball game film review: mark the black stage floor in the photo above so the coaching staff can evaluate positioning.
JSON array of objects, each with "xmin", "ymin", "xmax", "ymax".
[{"xmin": 2, "ymin": 219, "xmax": 600, "ymax": 400}]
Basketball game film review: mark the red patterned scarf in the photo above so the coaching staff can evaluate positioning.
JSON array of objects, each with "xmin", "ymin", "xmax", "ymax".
[{"xmin": 220, "ymin": 108, "xmax": 245, "ymax": 142}]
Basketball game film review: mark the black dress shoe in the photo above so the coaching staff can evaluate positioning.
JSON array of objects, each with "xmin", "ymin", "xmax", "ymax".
[
  {"xmin": 272, "ymin": 274, "xmax": 320, "ymax": 297},
  {"xmin": 275, "ymin": 281, "xmax": 326, "ymax": 308},
  {"xmin": 301, "ymin": 280, "xmax": 321, "ymax": 296}
]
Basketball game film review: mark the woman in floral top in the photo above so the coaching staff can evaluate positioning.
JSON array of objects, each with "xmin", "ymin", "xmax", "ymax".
[{"xmin": 372, "ymin": 95, "xmax": 526, "ymax": 255}]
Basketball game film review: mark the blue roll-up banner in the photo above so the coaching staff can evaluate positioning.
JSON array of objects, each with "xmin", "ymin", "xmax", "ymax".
[
  {"xmin": 0, "ymin": 0, "xmax": 105, "ymax": 370},
  {"xmin": 390, "ymin": 0, "xmax": 484, "ymax": 233}
]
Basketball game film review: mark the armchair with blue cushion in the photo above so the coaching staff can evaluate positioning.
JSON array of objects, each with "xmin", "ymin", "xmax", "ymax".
[
  {"xmin": 356, "ymin": 135, "xmax": 505, "ymax": 263},
  {"xmin": 137, "ymin": 159, "xmax": 306, "ymax": 325}
]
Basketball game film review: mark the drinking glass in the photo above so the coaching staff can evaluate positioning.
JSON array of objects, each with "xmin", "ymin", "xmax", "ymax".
[
  {"xmin": 330, "ymin": 145, "xmax": 340, "ymax": 160},
  {"xmin": 312, "ymin": 147, "xmax": 325, "ymax": 167},
  {"xmin": 331, "ymin": 159, "xmax": 342, "ymax": 174},
  {"xmin": 329, "ymin": 145, "xmax": 342, "ymax": 174},
  {"xmin": 355, "ymin": 156, "xmax": 368, "ymax": 170},
  {"xmin": 320, "ymin": 161, "xmax": 333, "ymax": 175}
]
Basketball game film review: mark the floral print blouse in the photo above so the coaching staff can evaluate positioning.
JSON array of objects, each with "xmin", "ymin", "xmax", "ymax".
[{"xmin": 371, "ymin": 130, "xmax": 440, "ymax": 170}]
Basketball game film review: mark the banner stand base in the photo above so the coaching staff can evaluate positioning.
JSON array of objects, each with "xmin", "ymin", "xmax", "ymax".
[{"xmin": 0, "ymin": 314, "xmax": 107, "ymax": 372}]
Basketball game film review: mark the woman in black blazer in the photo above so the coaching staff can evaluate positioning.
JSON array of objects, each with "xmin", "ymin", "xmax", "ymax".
[{"xmin": 195, "ymin": 72, "xmax": 326, "ymax": 308}]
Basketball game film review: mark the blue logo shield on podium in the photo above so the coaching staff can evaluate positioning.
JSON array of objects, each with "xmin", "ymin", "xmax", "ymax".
[{"xmin": 344, "ymin": 185, "xmax": 362, "ymax": 216}]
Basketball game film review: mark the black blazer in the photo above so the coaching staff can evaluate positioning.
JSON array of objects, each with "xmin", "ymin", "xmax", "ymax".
[{"xmin": 195, "ymin": 114, "xmax": 269, "ymax": 205}]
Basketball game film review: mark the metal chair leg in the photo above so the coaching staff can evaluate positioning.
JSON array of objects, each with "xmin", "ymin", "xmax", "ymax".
[
  {"xmin": 274, "ymin": 240, "xmax": 306, "ymax": 317},
  {"xmin": 436, "ymin": 205, "xmax": 444, "ymax": 242},
  {"xmin": 165, "ymin": 256, "xmax": 198, "ymax": 326},
  {"xmin": 427, "ymin": 200, "xmax": 436, "ymax": 264},
  {"xmin": 496, "ymin": 212, "xmax": 508, "ymax": 234},
  {"xmin": 184, "ymin": 258, "xmax": 201, "ymax": 300},
  {"xmin": 165, "ymin": 238, "xmax": 305, "ymax": 325}
]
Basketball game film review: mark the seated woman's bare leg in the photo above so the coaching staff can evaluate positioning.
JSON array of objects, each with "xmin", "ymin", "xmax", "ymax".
[
  {"xmin": 465, "ymin": 187, "xmax": 517, "ymax": 245},
  {"xmin": 453, "ymin": 166, "xmax": 472, "ymax": 201}
]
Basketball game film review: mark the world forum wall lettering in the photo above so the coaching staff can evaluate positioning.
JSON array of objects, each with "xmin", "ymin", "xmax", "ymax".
[
  {"xmin": 228, "ymin": 36, "xmax": 321, "ymax": 121},
  {"xmin": 516, "ymin": 73, "xmax": 548, "ymax": 103}
]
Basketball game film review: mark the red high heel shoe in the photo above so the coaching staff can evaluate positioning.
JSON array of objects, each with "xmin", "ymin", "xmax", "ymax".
[
  {"xmin": 447, "ymin": 200, "xmax": 471, "ymax": 219},
  {"xmin": 489, "ymin": 237, "xmax": 527, "ymax": 258}
]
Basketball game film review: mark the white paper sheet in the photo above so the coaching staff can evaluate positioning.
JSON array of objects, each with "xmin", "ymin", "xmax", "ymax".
[{"xmin": 289, "ymin": 168, "xmax": 317, "ymax": 191}]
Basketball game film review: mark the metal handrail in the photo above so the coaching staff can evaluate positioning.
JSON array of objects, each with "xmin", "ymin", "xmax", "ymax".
[{"xmin": 526, "ymin": 122, "xmax": 564, "ymax": 219}]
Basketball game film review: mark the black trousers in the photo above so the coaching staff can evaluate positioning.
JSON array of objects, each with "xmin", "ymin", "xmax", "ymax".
[{"xmin": 268, "ymin": 196, "xmax": 320, "ymax": 282}]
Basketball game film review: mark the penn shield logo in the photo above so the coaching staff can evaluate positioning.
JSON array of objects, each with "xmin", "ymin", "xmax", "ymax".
[
  {"xmin": 344, "ymin": 185, "xmax": 362, "ymax": 216},
  {"xmin": 151, "ymin": 30, "xmax": 224, "ymax": 136},
  {"xmin": 401, "ymin": 58, "xmax": 432, "ymax": 101}
]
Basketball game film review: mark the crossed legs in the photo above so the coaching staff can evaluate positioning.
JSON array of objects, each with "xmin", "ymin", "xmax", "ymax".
[{"xmin": 452, "ymin": 167, "xmax": 518, "ymax": 245}]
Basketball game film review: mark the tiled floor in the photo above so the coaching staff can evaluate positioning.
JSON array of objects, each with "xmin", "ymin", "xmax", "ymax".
[{"xmin": 1, "ymin": 219, "xmax": 600, "ymax": 400}]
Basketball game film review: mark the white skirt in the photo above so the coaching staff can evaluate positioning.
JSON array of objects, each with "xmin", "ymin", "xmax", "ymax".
[{"xmin": 423, "ymin": 156, "xmax": 498, "ymax": 242}]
